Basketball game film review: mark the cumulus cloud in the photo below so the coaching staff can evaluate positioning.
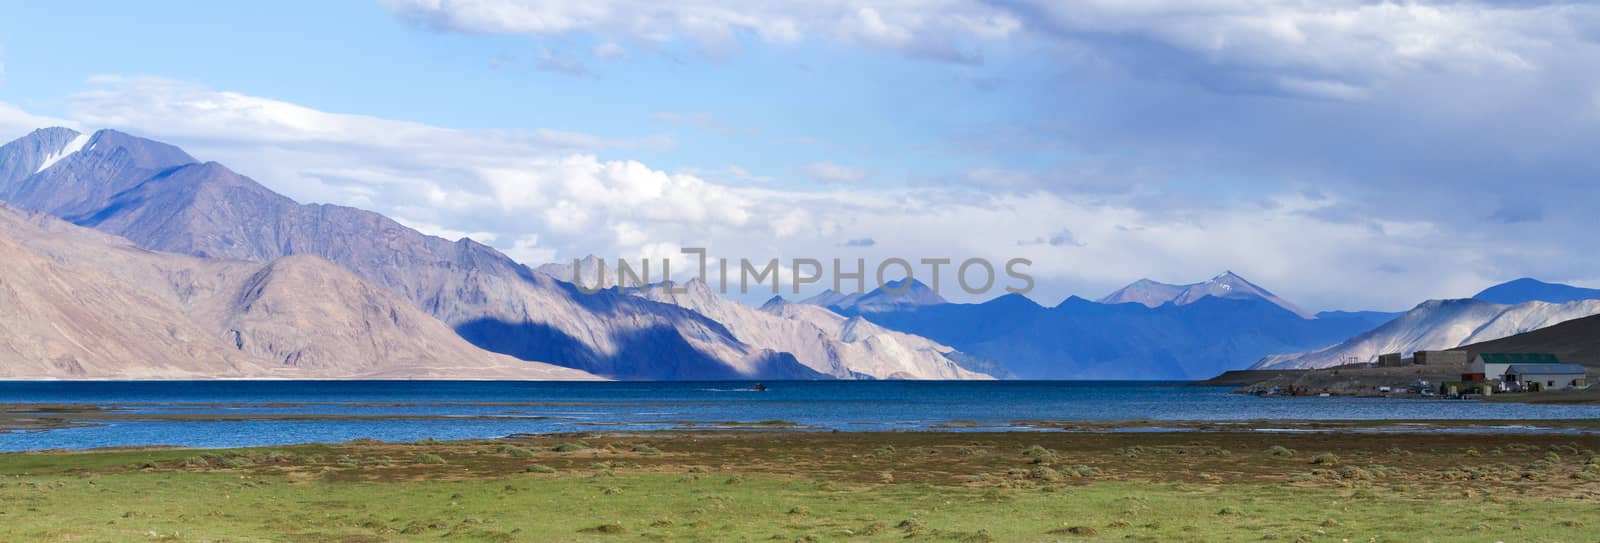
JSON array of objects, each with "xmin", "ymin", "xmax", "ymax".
[
  {"xmin": 805, "ymin": 161, "xmax": 866, "ymax": 184},
  {"xmin": 0, "ymin": 102, "xmax": 76, "ymax": 143},
  {"xmin": 16, "ymin": 74, "xmax": 1594, "ymax": 311},
  {"xmin": 392, "ymin": 217, "xmax": 499, "ymax": 243}
]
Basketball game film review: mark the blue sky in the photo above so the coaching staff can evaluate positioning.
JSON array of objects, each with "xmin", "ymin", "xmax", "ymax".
[
  {"xmin": 4, "ymin": 1, "xmax": 1600, "ymax": 311},
  {"xmin": 0, "ymin": 1, "xmax": 1050, "ymax": 187}
]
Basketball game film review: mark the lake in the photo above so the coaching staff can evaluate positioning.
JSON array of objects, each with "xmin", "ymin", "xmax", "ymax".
[{"xmin": 4, "ymin": 380, "xmax": 1600, "ymax": 451}]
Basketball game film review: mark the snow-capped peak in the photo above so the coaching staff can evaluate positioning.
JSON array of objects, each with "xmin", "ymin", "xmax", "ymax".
[
  {"xmin": 34, "ymin": 132, "xmax": 92, "ymax": 174},
  {"xmin": 1100, "ymin": 271, "xmax": 1315, "ymax": 319}
]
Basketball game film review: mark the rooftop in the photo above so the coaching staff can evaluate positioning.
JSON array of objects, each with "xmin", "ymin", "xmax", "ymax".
[{"xmin": 1505, "ymin": 364, "xmax": 1586, "ymax": 375}]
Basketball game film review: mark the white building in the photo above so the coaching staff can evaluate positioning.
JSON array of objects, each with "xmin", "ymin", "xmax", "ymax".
[
  {"xmin": 1472, "ymin": 353, "xmax": 1560, "ymax": 380},
  {"xmin": 1471, "ymin": 353, "xmax": 1587, "ymax": 391}
]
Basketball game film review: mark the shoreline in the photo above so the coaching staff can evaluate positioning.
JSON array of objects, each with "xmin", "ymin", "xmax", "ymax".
[
  {"xmin": 1201, "ymin": 367, "xmax": 1600, "ymax": 405},
  {"xmin": 9, "ymin": 400, "xmax": 1600, "ymax": 442}
]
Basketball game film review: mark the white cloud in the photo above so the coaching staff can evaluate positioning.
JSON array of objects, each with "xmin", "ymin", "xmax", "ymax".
[
  {"xmin": 392, "ymin": 216, "xmax": 499, "ymax": 243},
  {"xmin": 381, "ymin": 0, "xmax": 1022, "ymax": 63},
  {"xmin": 593, "ymin": 42, "xmax": 628, "ymax": 60},
  {"xmin": 382, "ymin": 1, "xmax": 1597, "ymax": 99},
  {"xmin": 12, "ymin": 75, "xmax": 1586, "ymax": 311},
  {"xmin": 501, "ymin": 235, "xmax": 557, "ymax": 265},
  {"xmin": 0, "ymin": 102, "xmax": 77, "ymax": 143},
  {"xmin": 804, "ymin": 161, "xmax": 866, "ymax": 184}
]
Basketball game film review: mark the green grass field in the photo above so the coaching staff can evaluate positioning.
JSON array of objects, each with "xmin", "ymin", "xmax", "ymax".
[{"xmin": 3, "ymin": 432, "xmax": 1598, "ymax": 542}]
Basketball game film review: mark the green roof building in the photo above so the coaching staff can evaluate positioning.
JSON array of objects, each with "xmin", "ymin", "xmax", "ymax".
[{"xmin": 1472, "ymin": 353, "xmax": 1588, "ymax": 390}]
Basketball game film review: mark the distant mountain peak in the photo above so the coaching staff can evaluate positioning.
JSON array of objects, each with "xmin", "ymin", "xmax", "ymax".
[
  {"xmin": 1097, "ymin": 278, "xmax": 1186, "ymax": 308},
  {"xmin": 799, "ymin": 277, "xmax": 946, "ymax": 313},
  {"xmin": 759, "ymin": 295, "xmax": 789, "ymax": 311},
  {"xmin": 1099, "ymin": 271, "xmax": 1313, "ymax": 319},
  {"xmin": 1473, "ymin": 277, "xmax": 1600, "ymax": 305}
]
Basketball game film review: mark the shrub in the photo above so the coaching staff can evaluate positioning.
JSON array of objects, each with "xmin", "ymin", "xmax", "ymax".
[
  {"xmin": 1028, "ymin": 466, "xmax": 1061, "ymax": 481},
  {"xmin": 505, "ymin": 447, "xmax": 536, "ymax": 458},
  {"xmin": 413, "ymin": 453, "xmax": 446, "ymax": 465},
  {"xmin": 1266, "ymin": 446, "xmax": 1297, "ymax": 458},
  {"xmin": 630, "ymin": 445, "xmax": 661, "ymax": 455},
  {"xmin": 1022, "ymin": 445, "xmax": 1059, "ymax": 464},
  {"xmin": 552, "ymin": 442, "xmax": 591, "ymax": 453},
  {"xmin": 1063, "ymin": 465, "xmax": 1101, "ymax": 478},
  {"xmin": 1337, "ymin": 466, "xmax": 1369, "ymax": 480},
  {"xmin": 1311, "ymin": 453, "xmax": 1340, "ymax": 465},
  {"xmin": 525, "ymin": 464, "xmax": 556, "ymax": 474}
]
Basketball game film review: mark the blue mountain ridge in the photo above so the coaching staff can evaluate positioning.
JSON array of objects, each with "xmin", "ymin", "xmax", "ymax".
[
  {"xmin": 834, "ymin": 284, "xmax": 1382, "ymax": 380},
  {"xmin": 1472, "ymin": 277, "xmax": 1600, "ymax": 305}
]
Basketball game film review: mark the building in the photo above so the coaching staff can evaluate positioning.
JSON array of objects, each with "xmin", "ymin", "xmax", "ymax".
[
  {"xmin": 1415, "ymin": 350, "xmax": 1468, "ymax": 366},
  {"xmin": 1504, "ymin": 364, "xmax": 1587, "ymax": 391},
  {"xmin": 1472, "ymin": 353, "xmax": 1561, "ymax": 380},
  {"xmin": 1378, "ymin": 353, "xmax": 1405, "ymax": 367}
]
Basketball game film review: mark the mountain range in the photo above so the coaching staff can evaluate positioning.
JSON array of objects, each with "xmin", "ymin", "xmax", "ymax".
[
  {"xmin": 800, "ymin": 278, "xmax": 948, "ymax": 313},
  {"xmin": 1097, "ymin": 272, "xmax": 1316, "ymax": 319},
  {"xmin": 4, "ymin": 126, "xmax": 1598, "ymax": 381},
  {"xmin": 1255, "ymin": 296, "xmax": 1600, "ymax": 369},
  {"xmin": 829, "ymin": 276, "xmax": 1381, "ymax": 380},
  {"xmin": 0, "ymin": 127, "xmax": 992, "ymax": 380},
  {"xmin": 537, "ymin": 257, "xmax": 991, "ymax": 379},
  {"xmin": 0, "ymin": 203, "xmax": 599, "ymax": 380}
]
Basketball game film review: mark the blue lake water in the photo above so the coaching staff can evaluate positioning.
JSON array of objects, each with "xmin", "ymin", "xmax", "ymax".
[{"xmin": 4, "ymin": 380, "xmax": 1600, "ymax": 451}]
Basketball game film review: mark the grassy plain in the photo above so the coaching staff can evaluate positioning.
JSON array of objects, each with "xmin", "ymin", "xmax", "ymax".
[{"xmin": 2, "ymin": 431, "xmax": 1599, "ymax": 542}]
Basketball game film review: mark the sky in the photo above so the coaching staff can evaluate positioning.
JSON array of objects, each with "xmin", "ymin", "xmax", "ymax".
[{"xmin": 3, "ymin": 0, "xmax": 1600, "ymax": 312}]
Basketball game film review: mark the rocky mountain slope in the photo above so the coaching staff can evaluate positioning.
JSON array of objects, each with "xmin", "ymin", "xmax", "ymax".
[
  {"xmin": 759, "ymin": 297, "xmax": 992, "ymax": 380},
  {"xmin": 629, "ymin": 278, "xmax": 988, "ymax": 379},
  {"xmin": 0, "ymin": 204, "xmax": 600, "ymax": 380},
  {"xmin": 0, "ymin": 127, "xmax": 816, "ymax": 380},
  {"xmin": 1254, "ymin": 298, "xmax": 1600, "ymax": 369},
  {"xmin": 540, "ymin": 256, "xmax": 991, "ymax": 379}
]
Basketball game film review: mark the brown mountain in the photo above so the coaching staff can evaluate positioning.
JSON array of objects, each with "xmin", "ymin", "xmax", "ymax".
[
  {"xmin": 0, "ymin": 204, "xmax": 600, "ymax": 380},
  {"xmin": 0, "ymin": 128, "xmax": 814, "ymax": 380}
]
